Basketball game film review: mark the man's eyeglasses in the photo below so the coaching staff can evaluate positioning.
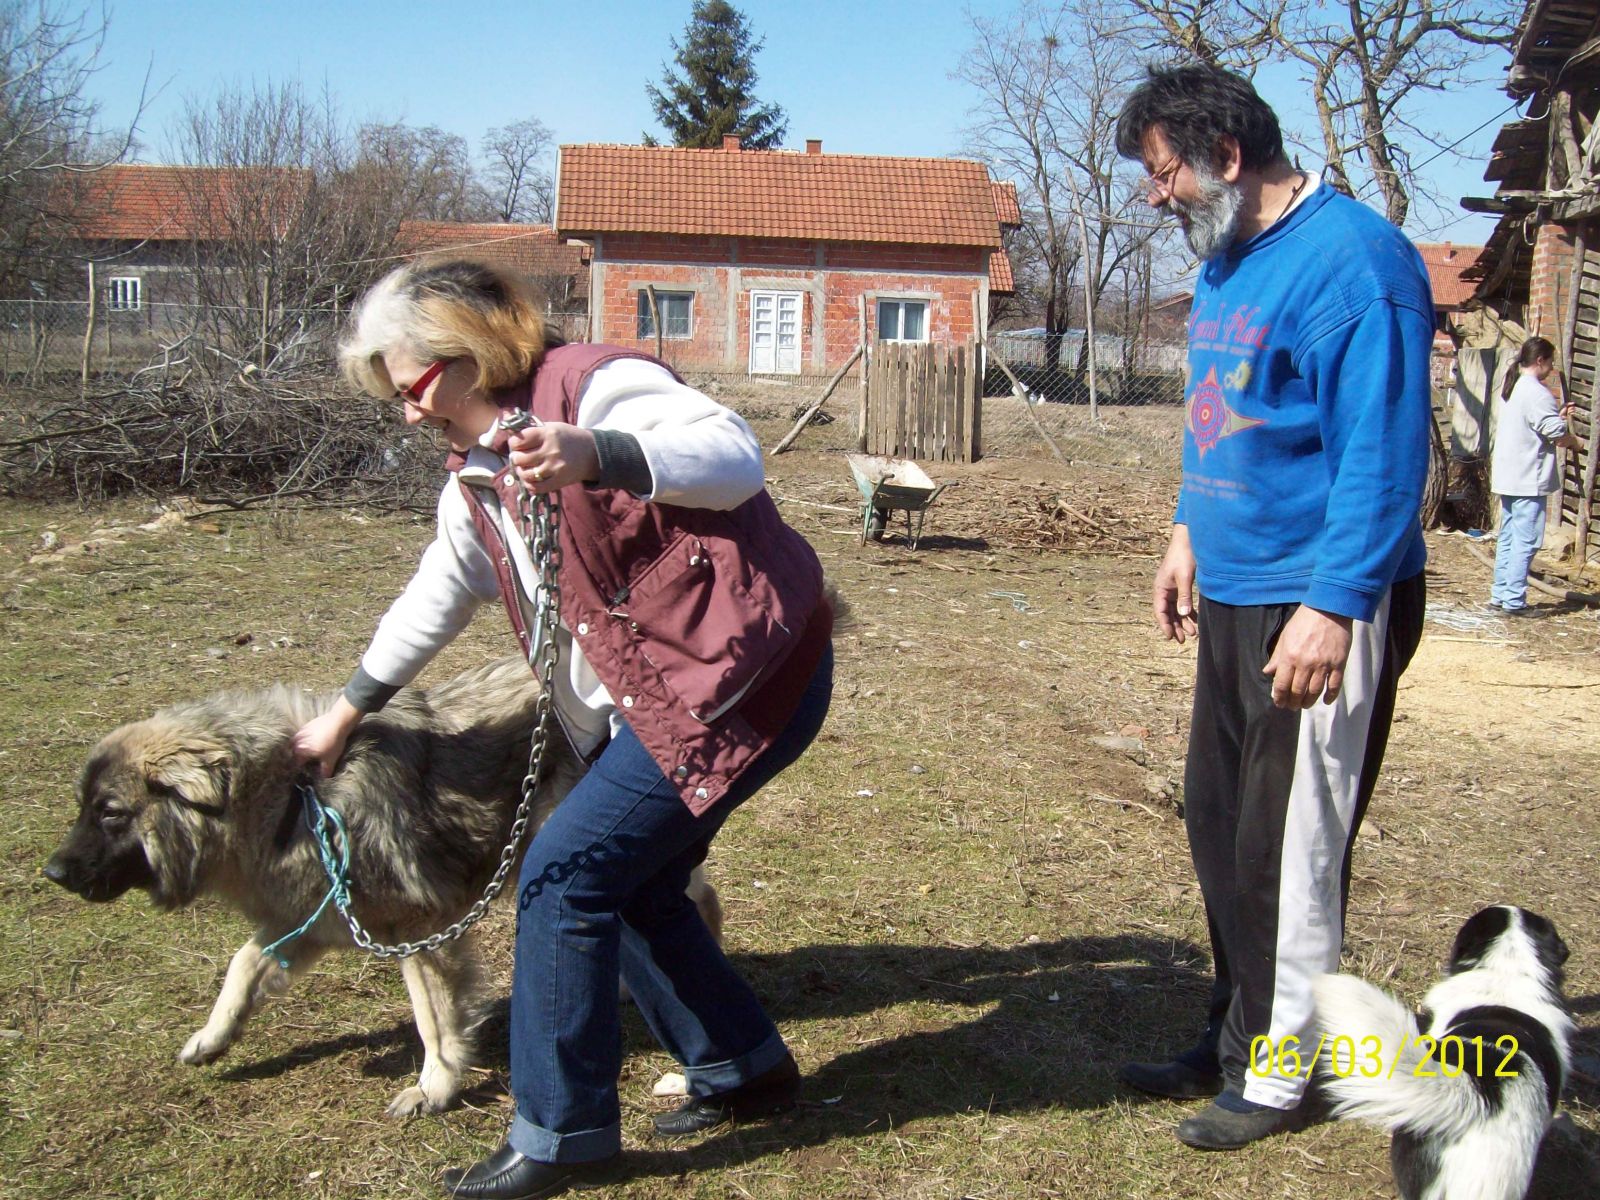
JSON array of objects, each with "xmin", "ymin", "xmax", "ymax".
[
  {"xmin": 396, "ymin": 358, "xmax": 451, "ymax": 405},
  {"xmin": 1141, "ymin": 154, "xmax": 1183, "ymax": 202}
]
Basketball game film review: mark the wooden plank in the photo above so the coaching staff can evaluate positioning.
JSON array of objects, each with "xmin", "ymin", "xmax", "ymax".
[
  {"xmin": 937, "ymin": 344, "xmax": 946, "ymax": 459},
  {"xmin": 917, "ymin": 343, "xmax": 929, "ymax": 459},
  {"xmin": 873, "ymin": 347, "xmax": 886, "ymax": 455},
  {"xmin": 867, "ymin": 349, "xmax": 880, "ymax": 454},
  {"xmin": 969, "ymin": 339, "xmax": 980, "ymax": 463},
  {"xmin": 896, "ymin": 347, "xmax": 908, "ymax": 464},
  {"xmin": 949, "ymin": 344, "xmax": 960, "ymax": 461},
  {"xmin": 922, "ymin": 344, "xmax": 933, "ymax": 458}
]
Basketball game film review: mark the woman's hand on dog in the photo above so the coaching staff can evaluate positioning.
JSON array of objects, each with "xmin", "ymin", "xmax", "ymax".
[
  {"xmin": 292, "ymin": 696, "xmax": 365, "ymax": 778},
  {"xmin": 508, "ymin": 422, "xmax": 598, "ymax": 494}
]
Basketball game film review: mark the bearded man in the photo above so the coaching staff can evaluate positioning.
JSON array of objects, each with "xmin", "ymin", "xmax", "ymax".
[{"xmin": 1112, "ymin": 66, "xmax": 1432, "ymax": 1150}]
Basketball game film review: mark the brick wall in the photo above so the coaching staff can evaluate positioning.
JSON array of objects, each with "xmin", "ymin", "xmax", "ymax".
[
  {"xmin": 1527, "ymin": 221, "xmax": 1577, "ymax": 350},
  {"xmin": 592, "ymin": 233, "xmax": 989, "ymax": 373}
]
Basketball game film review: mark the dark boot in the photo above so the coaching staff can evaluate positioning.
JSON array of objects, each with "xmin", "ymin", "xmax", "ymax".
[
  {"xmin": 439, "ymin": 1143, "xmax": 619, "ymax": 1199},
  {"xmin": 652, "ymin": 1054, "xmax": 800, "ymax": 1137}
]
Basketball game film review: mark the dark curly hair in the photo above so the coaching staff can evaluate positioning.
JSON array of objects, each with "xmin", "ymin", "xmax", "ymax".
[{"xmin": 1115, "ymin": 65, "xmax": 1287, "ymax": 173}]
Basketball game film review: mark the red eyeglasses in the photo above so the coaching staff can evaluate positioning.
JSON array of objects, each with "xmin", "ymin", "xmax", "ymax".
[{"xmin": 397, "ymin": 359, "xmax": 452, "ymax": 404}]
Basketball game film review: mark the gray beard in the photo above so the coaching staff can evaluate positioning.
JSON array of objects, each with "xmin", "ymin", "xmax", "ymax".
[{"xmin": 1173, "ymin": 167, "xmax": 1243, "ymax": 260}]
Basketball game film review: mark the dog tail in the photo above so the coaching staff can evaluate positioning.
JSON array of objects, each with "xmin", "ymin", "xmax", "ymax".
[{"xmin": 1312, "ymin": 973, "xmax": 1489, "ymax": 1140}]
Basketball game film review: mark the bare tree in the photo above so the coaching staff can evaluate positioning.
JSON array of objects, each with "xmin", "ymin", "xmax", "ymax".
[
  {"xmin": 0, "ymin": 0, "xmax": 143, "ymax": 295},
  {"xmin": 958, "ymin": 0, "xmax": 1168, "ymax": 382},
  {"xmin": 356, "ymin": 121, "xmax": 491, "ymax": 222},
  {"xmin": 1127, "ymin": 0, "xmax": 1515, "ymax": 226},
  {"xmin": 482, "ymin": 117, "xmax": 554, "ymax": 224},
  {"xmin": 169, "ymin": 82, "xmax": 439, "ymax": 372}
]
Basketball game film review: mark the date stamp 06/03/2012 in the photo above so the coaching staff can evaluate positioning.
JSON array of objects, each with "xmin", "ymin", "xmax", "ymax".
[{"xmin": 1248, "ymin": 1033, "xmax": 1522, "ymax": 1081}]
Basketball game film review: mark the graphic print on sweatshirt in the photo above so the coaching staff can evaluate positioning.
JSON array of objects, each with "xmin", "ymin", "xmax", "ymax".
[
  {"xmin": 1184, "ymin": 300, "xmax": 1272, "ymax": 458},
  {"xmin": 1186, "ymin": 365, "xmax": 1264, "ymax": 457}
]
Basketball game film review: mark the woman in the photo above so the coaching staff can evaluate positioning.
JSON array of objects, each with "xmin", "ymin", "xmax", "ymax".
[
  {"xmin": 1489, "ymin": 336, "xmax": 1582, "ymax": 615},
  {"xmin": 293, "ymin": 259, "xmax": 833, "ymax": 1200}
]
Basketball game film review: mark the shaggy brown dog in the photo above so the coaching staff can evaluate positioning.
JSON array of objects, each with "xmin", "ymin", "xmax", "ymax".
[{"xmin": 43, "ymin": 656, "xmax": 721, "ymax": 1116}]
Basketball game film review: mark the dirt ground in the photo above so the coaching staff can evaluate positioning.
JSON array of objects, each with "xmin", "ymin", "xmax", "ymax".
[{"xmin": 3, "ymin": 437, "xmax": 1600, "ymax": 1199}]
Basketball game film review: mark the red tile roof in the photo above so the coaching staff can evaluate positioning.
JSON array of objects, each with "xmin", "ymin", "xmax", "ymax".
[
  {"xmin": 67, "ymin": 164, "xmax": 309, "ymax": 240},
  {"xmin": 557, "ymin": 144, "xmax": 1002, "ymax": 248},
  {"xmin": 989, "ymin": 250, "xmax": 1015, "ymax": 293},
  {"xmin": 398, "ymin": 222, "xmax": 589, "ymax": 297},
  {"xmin": 992, "ymin": 181, "xmax": 1021, "ymax": 227},
  {"xmin": 1415, "ymin": 242, "xmax": 1484, "ymax": 310}
]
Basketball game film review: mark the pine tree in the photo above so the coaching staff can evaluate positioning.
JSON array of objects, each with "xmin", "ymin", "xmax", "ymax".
[{"xmin": 644, "ymin": 1, "xmax": 787, "ymax": 150}]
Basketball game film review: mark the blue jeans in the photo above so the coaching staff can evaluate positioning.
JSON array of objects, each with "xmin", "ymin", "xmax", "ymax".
[
  {"xmin": 1491, "ymin": 495, "xmax": 1547, "ymax": 611},
  {"xmin": 507, "ymin": 647, "xmax": 832, "ymax": 1164}
]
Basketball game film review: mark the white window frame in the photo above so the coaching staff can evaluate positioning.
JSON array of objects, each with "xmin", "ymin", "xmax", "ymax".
[
  {"xmin": 107, "ymin": 276, "xmax": 142, "ymax": 312},
  {"xmin": 636, "ymin": 289, "xmax": 693, "ymax": 339},
  {"xmin": 877, "ymin": 298, "xmax": 929, "ymax": 343}
]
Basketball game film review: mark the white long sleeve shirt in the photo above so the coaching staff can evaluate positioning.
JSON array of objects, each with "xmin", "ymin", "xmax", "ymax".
[
  {"xmin": 1491, "ymin": 373, "xmax": 1568, "ymax": 497},
  {"xmin": 353, "ymin": 358, "xmax": 765, "ymax": 755}
]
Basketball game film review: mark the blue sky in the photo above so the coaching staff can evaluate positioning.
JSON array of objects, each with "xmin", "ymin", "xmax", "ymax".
[{"xmin": 88, "ymin": 0, "xmax": 1512, "ymax": 245}]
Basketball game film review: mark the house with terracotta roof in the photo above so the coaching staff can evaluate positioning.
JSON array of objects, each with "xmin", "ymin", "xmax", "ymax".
[
  {"xmin": 555, "ymin": 137, "xmax": 1016, "ymax": 376},
  {"xmin": 1413, "ymin": 241, "xmax": 1485, "ymax": 383},
  {"xmin": 55, "ymin": 164, "xmax": 311, "ymax": 310},
  {"xmin": 58, "ymin": 165, "xmax": 589, "ymax": 316}
]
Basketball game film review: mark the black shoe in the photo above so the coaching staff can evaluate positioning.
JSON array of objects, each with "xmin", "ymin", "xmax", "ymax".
[
  {"xmin": 1174, "ymin": 1099, "xmax": 1301, "ymax": 1150},
  {"xmin": 1502, "ymin": 604, "xmax": 1538, "ymax": 618},
  {"xmin": 652, "ymin": 1054, "xmax": 801, "ymax": 1138},
  {"xmin": 439, "ymin": 1143, "xmax": 618, "ymax": 1200},
  {"xmin": 1117, "ymin": 1058, "xmax": 1224, "ymax": 1100}
]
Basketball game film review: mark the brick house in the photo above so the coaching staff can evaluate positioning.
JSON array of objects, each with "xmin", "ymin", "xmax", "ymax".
[
  {"xmin": 61, "ymin": 166, "xmax": 588, "ymax": 312},
  {"xmin": 1414, "ymin": 241, "xmax": 1484, "ymax": 386},
  {"xmin": 58, "ymin": 164, "xmax": 310, "ymax": 309},
  {"xmin": 555, "ymin": 137, "xmax": 1015, "ymax": 377}
]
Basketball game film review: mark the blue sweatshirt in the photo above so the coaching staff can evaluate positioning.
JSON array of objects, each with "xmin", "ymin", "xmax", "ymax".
[{"xmin": 1176, "ymin": 181, "xmax": 1432, "ymax": 622}]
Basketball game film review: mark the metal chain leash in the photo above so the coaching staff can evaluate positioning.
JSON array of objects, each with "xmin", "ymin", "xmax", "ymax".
[{"xmin": 292, "ymin": 480, "xmax": 564, "ymax": 962}]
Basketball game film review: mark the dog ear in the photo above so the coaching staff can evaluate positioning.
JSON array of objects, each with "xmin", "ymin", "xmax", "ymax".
[{"xmin": 137, "ymin": 727, "xmax": 232, "ymax": 813}]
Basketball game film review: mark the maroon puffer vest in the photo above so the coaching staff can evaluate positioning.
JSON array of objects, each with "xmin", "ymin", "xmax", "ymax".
[{"xmin": 451, "ymin": 344, "xmax": 827, "ymax": 815}]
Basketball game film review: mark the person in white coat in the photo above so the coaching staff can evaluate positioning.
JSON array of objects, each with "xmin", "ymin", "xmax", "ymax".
[{"xmin": 1490, "ymin": 336, "xmax": 1583, "ymax": 615}]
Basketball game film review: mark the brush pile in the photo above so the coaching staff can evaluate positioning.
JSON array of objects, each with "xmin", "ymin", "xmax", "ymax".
[{"xmin": 1, "ymin": 371, "xmax": 440, "ymax": 510}]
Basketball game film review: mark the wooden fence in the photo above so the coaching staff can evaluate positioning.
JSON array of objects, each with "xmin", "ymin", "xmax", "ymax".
[{"xmin": 859, "ymin": 340, "xmax": 980, "ymax": 463}]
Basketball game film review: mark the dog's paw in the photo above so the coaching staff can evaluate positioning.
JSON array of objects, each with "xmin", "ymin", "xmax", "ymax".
[
  {"xmin": 178, "ymin": 1027, "xmax": 232, "ymax": 1065},
  {"xmin": 385, "ymin": 1085, "xmax": 457, "ymax": 1118},
  {"xmin": 653, "ymin": 1071, "xmax": 688, "ymax": 1098}
]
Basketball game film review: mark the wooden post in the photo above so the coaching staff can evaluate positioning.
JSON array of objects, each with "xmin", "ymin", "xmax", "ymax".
[
  {"xmin": 81, "ymin": 261, "xmax": 97, "ymax": 392},
  {"xmin": 856, "ymin": 295, "xmax": 869, "ymax": 452},
  {"xmin": 645, "ymin": 285, "xmax": 663, "ymax": 360},
  {"xmin": 259, "ymin": 274, "xmax": 270, "ymax": 369},
  {"xmin": 1060, "ymin": 174, "xmax": 1100, "ymax": 420}
]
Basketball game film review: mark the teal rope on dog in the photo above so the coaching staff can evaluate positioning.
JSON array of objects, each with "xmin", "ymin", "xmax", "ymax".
[{"xmin": 260, "ymin": 784, "xmax": 352, "ymax": 970}]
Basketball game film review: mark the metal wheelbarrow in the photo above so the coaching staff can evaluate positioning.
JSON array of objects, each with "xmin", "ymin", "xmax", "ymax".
[{"xmin": 846, "ymin": 453, "xmax": 951, "ymax": 550}]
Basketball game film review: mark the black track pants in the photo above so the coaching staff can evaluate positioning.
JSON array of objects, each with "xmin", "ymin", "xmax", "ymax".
[{"xmin": 1183, "ymin": 573, "xmax": 1425, "ymax": 1107}]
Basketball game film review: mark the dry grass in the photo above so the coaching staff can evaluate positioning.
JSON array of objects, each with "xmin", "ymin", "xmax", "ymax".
[{"xmin": 3, "ymin": 445, "xmax": 1599, "ymax": 1199}]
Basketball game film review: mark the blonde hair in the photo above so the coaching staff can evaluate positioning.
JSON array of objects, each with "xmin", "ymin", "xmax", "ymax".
[{"xmin": 339, "ymin": 258, "xmax": 556, "ymax": 398}]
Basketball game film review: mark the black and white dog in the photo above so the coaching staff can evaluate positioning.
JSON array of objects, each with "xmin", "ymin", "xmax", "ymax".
[{"xmin": 1312, "ymin": 906, "xmax": 1572, "ymax": 1200}]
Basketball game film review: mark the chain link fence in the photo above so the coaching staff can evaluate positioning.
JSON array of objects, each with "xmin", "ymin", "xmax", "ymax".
[
  {"xmin": 4, "ymin": 297, "xmax": 1194, "ymax": 503},
  {"xmin": 979, "ymin": 330, "xmax": 1187, "ymax": 469},
  {"xmin": 0, "ymin": 298, "xmax": 343, "ymax": 379}
]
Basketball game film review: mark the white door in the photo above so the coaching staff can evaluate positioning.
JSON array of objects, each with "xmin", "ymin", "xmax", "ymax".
[{"xmin": 750, "ymin": 291, "xmax": 802, "ymax": 374}]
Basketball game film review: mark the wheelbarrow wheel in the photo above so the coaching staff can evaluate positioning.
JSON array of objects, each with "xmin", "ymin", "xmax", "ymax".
[{"xmin": 867, "ymin": 505, "xmax": 889, "ymax": 541}]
